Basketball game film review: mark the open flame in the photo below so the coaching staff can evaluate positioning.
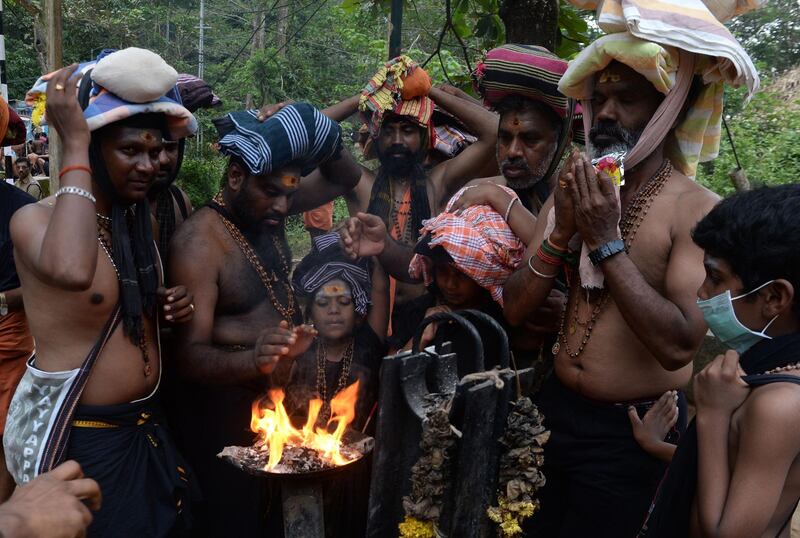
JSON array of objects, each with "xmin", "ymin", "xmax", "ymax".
[{"xmin": 250, "ymin": 380, "xmax": 360, "ymax": 470}]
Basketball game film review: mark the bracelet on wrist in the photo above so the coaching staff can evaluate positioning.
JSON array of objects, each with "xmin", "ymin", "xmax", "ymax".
[
  {"xmin": 59, "ymin": 165, "xmax": 92, "ymax": 180},
  {"xmin": 527, "ymin": 255, "xmax": 558, "ymax": 279},
  {"xmin": 536, "ymin": 244, "xmax": 563, "ymax": 267},
  {"xmin": 503, "ymin": 197, "xmax": 518, "ymax": 222},
  {"xmin": 54, "ymin": 186, "xmax": 96, "ymax": 204}
]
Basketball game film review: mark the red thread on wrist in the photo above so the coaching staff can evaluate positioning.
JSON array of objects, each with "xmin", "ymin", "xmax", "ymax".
[{"xmin": 59, "ymin": 165, "xmax": 92, "ymax": 179}]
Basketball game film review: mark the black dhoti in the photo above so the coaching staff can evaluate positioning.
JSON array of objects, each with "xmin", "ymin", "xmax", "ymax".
[
  {"xmin": 527, "ymin": 375, "xmax": 687, "ymax": 538},
  {"xmin": 66, "ymin": 396, "xmax": 195, "ymax": 538}
]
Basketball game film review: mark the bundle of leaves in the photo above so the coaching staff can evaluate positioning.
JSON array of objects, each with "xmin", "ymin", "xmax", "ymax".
[
  {"xmin": 487, "ymin": 397, "xmax": 550, "ymax": 537},
  {"xmin": 399, "ymin": 402, "xmax": 458, "ymax": 538}
]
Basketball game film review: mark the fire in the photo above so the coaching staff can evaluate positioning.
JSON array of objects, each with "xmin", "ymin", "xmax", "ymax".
[{"xmin": 250, "ymin": 380, "xmax": 361, "ymax": 470}]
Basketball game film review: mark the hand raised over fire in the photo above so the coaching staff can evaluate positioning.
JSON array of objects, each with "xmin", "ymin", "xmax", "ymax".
[{"xmin": 253, "ymin": 321, "xmax": 318, "ymax": 375}]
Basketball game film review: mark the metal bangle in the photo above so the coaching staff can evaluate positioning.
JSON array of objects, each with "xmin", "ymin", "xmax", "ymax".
[
  {"xmin": 527, "ymin": 254, "xmax": 558, "ymax": 279},
  {"xmin": 503, "ymin": 197, "xmax": 519, "ymax": 222},
  {"xmin": 54, "ymin": 186, "xmax": 96, "ymax": 204}
]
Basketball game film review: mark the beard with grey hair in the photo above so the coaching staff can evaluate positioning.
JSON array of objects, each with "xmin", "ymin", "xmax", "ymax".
[
  {"xmin": 588, "ymin": 121, "xmax": 644, "ymax": 159},
  {"xmin": 497, "ymin": 142, "xmax": 558, "ymax": 190}
]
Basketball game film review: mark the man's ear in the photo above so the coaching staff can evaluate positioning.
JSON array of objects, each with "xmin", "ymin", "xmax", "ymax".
[
  {"xmin": 227, "ymin": 162, "xmax": 247, "ymax": 192},
  {"xmin": 763, "ymin": 279, "xmax": 795, "ymax": 319}
]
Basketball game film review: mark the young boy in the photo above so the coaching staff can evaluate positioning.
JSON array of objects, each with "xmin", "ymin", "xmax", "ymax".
[{"xmin": 641, "ymin": 184, "xmax": 800, "ymax": 538}]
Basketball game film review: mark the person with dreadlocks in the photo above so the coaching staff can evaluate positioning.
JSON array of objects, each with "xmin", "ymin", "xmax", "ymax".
[
  {"xmin": 168, "ymin": 102, "xmax": 362, "ymax": 536},
  {"xmin": 149, "ymin": 74, "xmax": 223, "ymax": 259},
  {"xmin": 3, "ymin": 48, "xmax": 198, "ymax": 537}
]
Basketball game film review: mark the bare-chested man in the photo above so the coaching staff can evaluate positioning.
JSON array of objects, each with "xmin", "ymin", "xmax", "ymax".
[
  {"xmin": 309, "ymin": 57, "xmax": 498, "ymax": 335},
  {"xmin": 502, "ymin": 34, "xmax": 722, "ymax": 537},
  {"xmin": 168, "ymin": 103, "xmax": 361, "ymax": 536},
  {"xmin": 3, "ymin": 48, "xmax": 198, "ymax": 537}
]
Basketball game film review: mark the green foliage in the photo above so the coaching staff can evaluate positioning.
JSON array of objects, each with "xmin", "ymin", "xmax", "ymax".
[
  {"xmin": 696, "ymin": 88, "xmax": 800, "ymax": 197},
  {"xmin": 176, "ymin": 153, "xmax": 225, "ymax": 209}
]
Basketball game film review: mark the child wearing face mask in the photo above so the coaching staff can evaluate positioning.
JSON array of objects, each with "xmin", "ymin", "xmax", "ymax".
[{"xmin": 639, "ymin": 185, "xmax": 800, "ymax": 538}]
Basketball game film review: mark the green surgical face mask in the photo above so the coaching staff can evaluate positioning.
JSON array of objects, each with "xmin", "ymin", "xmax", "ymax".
[{"xmin": 697, "ymin": 280, "xmax": 778, "ymax": 354}]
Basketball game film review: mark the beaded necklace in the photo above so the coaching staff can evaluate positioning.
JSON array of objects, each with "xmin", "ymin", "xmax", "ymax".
[
  {"xmin": 553, "ymin": 160, "xmax": 673, "ymax": 359},
  {"xmin": 316, "ymin": 338, "xmax": 355, "ymax": 421},
  {"xmin": 96, "ymin": 217, "xmax": 153, "ymax": 377},
  {"xmin": 212, "ymin": 192, "xmax": 296, "ymax": 324}
]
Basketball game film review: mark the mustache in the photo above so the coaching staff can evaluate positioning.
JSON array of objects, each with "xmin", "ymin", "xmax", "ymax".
[
  {"xmin": 589, "ymin": 122, "xmax": 642, "ymax": 148},
  {"xmin": 500, "ymin": 157, "xmax": 531, "ymax": 173}
]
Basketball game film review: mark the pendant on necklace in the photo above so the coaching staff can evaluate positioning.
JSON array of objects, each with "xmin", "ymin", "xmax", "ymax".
[
  {"xmin": 144, "ymin": 363, "xmax": 152, "ymax": 377},
  {"xmin": 551, "ymin": 342, "xmax": 560, "ymax": 355},
  {"xmin": 569, "ymin": 322, "xmax": 577, "ymax": 335}
]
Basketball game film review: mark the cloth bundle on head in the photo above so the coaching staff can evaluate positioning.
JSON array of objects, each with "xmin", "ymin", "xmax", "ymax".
[
  {"xmin": 26, "ymin": 48, "xmax": 197, "ymax": 141},
  {"xmin": 213, "ymin": 104, "xmax": 342, "ymax": 177},
  {"xmin": 473, "ymin": 44, "xmax": 585, "ymax": 145},
  {"xmin": 359, "ymin": 55, "xmax": 435, "ymax": 142},
  {"xmin": 558, "ymin": 0, "xmax": 760, "ymax": 177},
  {"xmin": 26, "ymin": 48, "xmax": 197, "ymax": 343},
  {"xmin": 409, "ymin": 185, "xmax": 525, "ymax": 306},
  {"xmin": 176, "ymin": 74, "xmax": 222, "ymax": 113},
  {"xmin": 292, "ymin": 233, "xmax": 372, "ymax": 316}
]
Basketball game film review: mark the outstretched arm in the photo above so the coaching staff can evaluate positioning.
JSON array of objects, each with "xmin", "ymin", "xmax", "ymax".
[
  {"xmin": 290, "ymin": 149, "xmax": 362, "ymax": 214},
  {"xmin": 322, "ymin": 95, "xmax": 360, "ymax": 122},
  {"xmin": 339, "ymin": 213, "xmax": 420, "ymax": 284},
  {"xmin": 11, "ymin": 65, "xmax": 97, "ymax": 291}
]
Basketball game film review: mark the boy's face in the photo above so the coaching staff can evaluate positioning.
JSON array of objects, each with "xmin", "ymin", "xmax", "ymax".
[
  {"xmin": 698, "ymin": 254, "xmax": 765, "ymax": 331},
  {"xmin": 434, "ymin": 263, "xmax": 487, "ymax": 309},
  {"xmin": 100, "ymin": 125, "xmax": 164, "ymax": 203}
]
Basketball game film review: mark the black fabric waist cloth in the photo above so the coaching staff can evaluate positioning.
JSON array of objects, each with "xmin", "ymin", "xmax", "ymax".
[
  {"xmin": 66, "ymin": 395, "xmax": 196, "ymax": 538},
  {"xmin": 527, "ymin": 374, "xmax": 687, "ymax": 538},
  {"xmin": 639, "ymin": 332, "xmax": 800, "ymax": 538}
]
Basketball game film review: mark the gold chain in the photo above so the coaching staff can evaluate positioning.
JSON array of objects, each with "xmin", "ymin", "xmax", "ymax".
[
  {"xmin": 553, "ymin": 160, "xmax": 673, "ymax": 359},
  {"xmin": 96, "ymin": 218, "xmax": 152, "ymax": 377},
  {"xmin": 316, "ymin": 338, "xmax": 354, "ymax": 421},
  {"xmin": 212, "ymin": 193, "xmax": 296, "ymax": 324}
]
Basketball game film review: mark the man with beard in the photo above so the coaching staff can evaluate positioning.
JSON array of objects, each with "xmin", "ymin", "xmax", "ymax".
[
  {"xmin": 310, "ymin": 57, "xmax": 498, "ymax": 337},
  {"xmin": 500, "ymin": 32, "xmax": 742, "ymax": 537},
  {"xmin": 4, "ymin": 48, "xmax": 198, "ymax": 537},
  {"xmin": 167, "ymin": 103, "xmax": 362, "ymax": 536}
]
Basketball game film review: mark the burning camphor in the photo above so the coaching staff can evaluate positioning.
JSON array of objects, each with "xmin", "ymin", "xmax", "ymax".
[{"xmin": 250, "ymin": 380, "xmax": 361, "ymax": 470}]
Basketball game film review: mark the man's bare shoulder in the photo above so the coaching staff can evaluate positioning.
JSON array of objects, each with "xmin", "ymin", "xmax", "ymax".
[
  {"xmin": 663, "ymin": 171, "xmax": 720, "ymax": 227},
  {"xmin": 10, "ymin": 197, "xmax": 55, "ymax": 235},
  {"xmin": 169, "ymin": 206, "xmax": 228, "ymax": 261}
]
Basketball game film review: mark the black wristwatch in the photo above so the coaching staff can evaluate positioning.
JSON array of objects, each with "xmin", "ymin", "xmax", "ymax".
[{"xmin": 589, "ymin": 239, "xmax": 626, "ymax": 266}]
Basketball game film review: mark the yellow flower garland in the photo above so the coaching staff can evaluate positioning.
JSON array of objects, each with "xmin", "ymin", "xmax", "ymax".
[
  {"xmin": 31, "ymin": 94, "xmax": 47, "ymax": 127},
  {"xmin": 398, "ymin": 516, "xmax": 435, "ymax": 538}
]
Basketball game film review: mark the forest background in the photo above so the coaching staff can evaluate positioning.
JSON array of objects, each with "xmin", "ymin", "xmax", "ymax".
[{"xmin": 4, "ymin": 0, "xmax": 799, "ymax": 254}]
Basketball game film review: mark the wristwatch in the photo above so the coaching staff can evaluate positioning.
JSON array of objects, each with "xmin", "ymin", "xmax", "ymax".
[
  {"xmin": 0, "ymin": 292, "xmax": 7, "ymax": 316},
  {"xmin": 588, "ymin": 239, "xmax": 626, "ymax": 266}
]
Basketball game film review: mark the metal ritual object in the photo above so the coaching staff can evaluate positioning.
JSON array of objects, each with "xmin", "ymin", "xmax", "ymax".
[
  {"xmin": 218, "ymin": 426, "xmax": 374, "ymax": 537},
  {"xmin": 367, "ymin": 310, "xmax": 534, "ymax": 537}
]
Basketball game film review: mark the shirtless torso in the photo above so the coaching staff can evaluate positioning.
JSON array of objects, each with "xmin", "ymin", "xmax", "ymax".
[
  {"xmin": 506, "ymin": 159, "xmax": 719, "ymax": 401},
  {"xmin": 13, "ymin": 199, "xmax": 160, "ymax": 405}
]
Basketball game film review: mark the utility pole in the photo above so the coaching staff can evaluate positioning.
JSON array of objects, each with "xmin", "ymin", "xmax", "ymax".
[
  {"xmin": 45, "ymin": 0, "xmax": 62, "ymax": 190},
  {"xmin": 388, "ymin": 0, "xmax": 403, "ymax": 59},
  {"xmin": 0, "ymin": 0, "xmax": 8, "ymax": 101},
  {"xmin": 196, "ymin": 0, "xmax": 207, "ymax": 154}
]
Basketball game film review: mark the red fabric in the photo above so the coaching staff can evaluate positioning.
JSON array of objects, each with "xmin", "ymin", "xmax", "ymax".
[{"xmin": 0, "ymin": 311, "xmax": 34, "ymax": 432}]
